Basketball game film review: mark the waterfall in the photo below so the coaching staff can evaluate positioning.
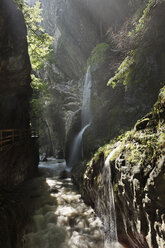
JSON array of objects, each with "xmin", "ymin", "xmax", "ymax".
[
  {"xmin": 103, "ymin": 153, "xmax": 118, "ymax": 247},
  {"xmin": 68, "ymin": 67, "xmax": 92, "ymax": 167},
  {"xmin": 97, "ymin": 144, "xmax": 123, "ymax": 248},
  {"xmin": 81, "ymin": 66, "xmax": 92, "ymax": 128},
  {"xmin": 68, "ymin": 124, "xmax": 90, "ymax": 167}
]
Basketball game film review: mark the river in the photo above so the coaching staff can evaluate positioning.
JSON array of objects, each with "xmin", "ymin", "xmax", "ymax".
[{"xmin": 24, "ymin": 158, "xmax": 104, "ymax": 248}]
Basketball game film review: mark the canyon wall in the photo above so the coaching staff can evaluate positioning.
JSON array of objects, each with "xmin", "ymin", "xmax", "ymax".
[
  {"xmin": 0, "ymin": 0, "xmax": 39, "ymax": 186},
  {"xmin": 37, "ymin": 0, "xmax": 164, "ymax": 164},
  {"xmin": 21, "ymin": 1, "xmax": 165, "ymax": 247},
  {"xmin": 0, "ymin": 1, "xmax": 39, "ymax": 247},
  {"xmin": 34, "ymin": 0, "xmax": 132, "ymax": 156},
  {"xmin": 72, "ymin": 85, "xmax": 165, "ymax": 248}
]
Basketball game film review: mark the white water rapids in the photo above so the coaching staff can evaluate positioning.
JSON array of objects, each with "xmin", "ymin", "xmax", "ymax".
[{"xmin": 24, "ymin": 158, "xmax": 104, "ymax": 248}]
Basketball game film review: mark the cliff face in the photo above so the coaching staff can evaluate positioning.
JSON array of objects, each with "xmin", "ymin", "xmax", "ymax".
[
  {"xmin": 35, "ymin": 0, "xmax": 165, "ymax": 162},
  {"xmin": 41, "ymin": 0, "xmax": 129, "ymax": 79},
  {"xmin": 0, "ymin": 1, "xmax": 39, "ymax": 247},
  {"xmin": 32, "ymin": 0, "xmax": 132, "ymax": 156},
  {"xmin": 36, "ymin": 0, "xmax": 101, "ymax": 155},
  {"xmin": 69, "ymin": 2, "xmax": 165, "ymax": 247},
  {"xmin": 15, "ymin": 1, "xmax": 164, "ymax": 246},
  {"xmin": 0, "ymin": 0, "xmax": 31, "ymax": 129},
  {"xmin": 72, "ymin": 86, "xmax": 165, "ymax": 248},
  {"xmin": 1, "ymin": 1, "xmax": 163, "ymax": 247},
  {"xmin": 0, "ymin": 0, "xmax": 38, "ymax": 185}
]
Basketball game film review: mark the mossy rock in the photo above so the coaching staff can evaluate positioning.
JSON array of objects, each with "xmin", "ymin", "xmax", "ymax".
[
  {"xmin": 135, "ymin": 117, "xmax": 150, "ymax": 131},
  {"xmin": 87, "ymin": 42, "xmax": 110, "ymax": 67}
]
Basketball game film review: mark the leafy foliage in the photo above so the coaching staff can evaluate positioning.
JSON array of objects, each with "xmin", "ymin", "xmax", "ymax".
[
  {"xmin": 128, "ymin": 0, "xmax": 155, "ymax": 37},
  {"xmin": 24, "ymin": 2, "xmax": 53, "ymax": 71},
  {"xmin": 15, "ymin": 0, "xmax": 53, "ymax": 72},
  {"xmin": 107, "ymin": 54, "xmax": 135, "ymax": 88},
  {"xmin": 14, "ymin": 0, "xmax": 53, "ymax": 126},
  {"xmin": 107, "ymin": 0, "xmax": 161, "ymax": 89}
]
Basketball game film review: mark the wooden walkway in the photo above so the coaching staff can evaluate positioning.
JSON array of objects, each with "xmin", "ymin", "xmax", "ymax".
[{"xmin": 0, "ymin": 129, "xmax": 39, "ymax": 152}]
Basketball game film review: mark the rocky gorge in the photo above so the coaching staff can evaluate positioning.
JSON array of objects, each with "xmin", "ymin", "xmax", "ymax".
[
  {"xmin": 35, "ymin": 0, "xmax": 164, "ymax": 161},
  {"xmin": 36, "ymin": 0, "xmax": 165, "ymax": 247},
  {"xmin": 72, "ymin": 85, "xmax": 165, "ymax": 247},
  {"xmin": 0, "ymin": 0, "xmax": 165, "ymax": 247}
]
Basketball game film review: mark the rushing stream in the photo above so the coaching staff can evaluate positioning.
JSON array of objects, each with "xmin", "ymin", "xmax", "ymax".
[{"xmin": 24, "ymin": 158, "xmax": 104, "ymax": 248}]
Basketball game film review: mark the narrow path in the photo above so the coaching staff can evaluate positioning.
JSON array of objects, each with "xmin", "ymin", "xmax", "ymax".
[{"xmin": 24, "ymin": 158, "xmax": 104, "ymax": 248}]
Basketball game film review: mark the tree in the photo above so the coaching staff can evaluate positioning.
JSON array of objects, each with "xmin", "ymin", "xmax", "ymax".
[
  {"xmin": 15, "ymin": 0, "xmax": 53, "ymax": 73},
  {"xmin": 14, "ymin": 0, "xmax": 53, "ymax": 126}
]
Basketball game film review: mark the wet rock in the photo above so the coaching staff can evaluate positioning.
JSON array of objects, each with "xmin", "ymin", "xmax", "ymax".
[
  {"xmin": 59, "ymin": 170, "xmax": 68, "ymax": 179},
  {"xmin": 41, "ymin": 155, "xmax": 48, "ymax": 162},
  {"xmin": 135, "ymin": 117, "xmax": 150, "ymax": 131},
  {"xmin": 56, "ymin": 149, "xmax": 64, "ymax": 159},
  {"xmin": 49, "ymin": 187, "xmax": 59, "ymax": 194},
  {"xmin": 72, "ymin": 86, "xmax": 165, "ymax": 248}
]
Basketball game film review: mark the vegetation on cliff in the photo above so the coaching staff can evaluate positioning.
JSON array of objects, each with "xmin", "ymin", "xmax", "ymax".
[
  {"xmin": 14, "ymin": 0, "xmax": 53, "ymax": 129},
  {"xmin": 1, "ymin": 0, "xmax": 165, "ymax": 247},
  {"xmin": 71, "ymin": 3, "xmax": 165, "ymax": 247},
  {"xmin": 87, "ymin": 43, "xmax": 110, "ymax": 67},
  {"xmin": 84, "ymin": 85, "xmax": 165, "ymax": 178},
  {"xmin": 108, "ymin": 0, "xmax": 165, "ymax": 89},
  {"xmin": 15, "ymin": 0, "xmax": 53, "ymax": 73},
  {"xmin": 72, "ymin": 83, "xmax": 165, "ymax": 247}
]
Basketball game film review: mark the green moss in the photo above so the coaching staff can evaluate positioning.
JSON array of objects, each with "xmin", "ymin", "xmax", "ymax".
[
  {"xmin": 128, "ymin": 0, "xmax": 155, "ymax": 40},
  {"xmin": 87, "ymin": 43, "xmax": 110, "ymax": 67},
  {"xmin": 84, "ymin": 83, "xmax": 165, "ymax": 190},
  {"xmin": 80, "ymin": 84, "xmax": 165, "ymax": 217},
  {"xmin": 93, "ymin": 144, "xmax": 111, "ymax": 161},
  {"xmin": 109, "ymin": 143, "xmax": 125, "ymax": 162},
  {"xmin": 107, "ymin": 55, "xmax": 135, "ymax": 88},
  {"xmin": 158, "ymin": 133, "xmax": 165, "ymax": 149},
  {"xmin": 107, "ymin": 0, "xmax": 165, "ymax": 89},
  {"xmin": 132, "ymin": 0, "xmax": 155, "ymax": 36},
  {"xmin": 113, "ymin": 183, "xmax": 118, "ymax": 203},
  {"xmin": 86, "ymin": 131, "xmax": 134, "ymax": 172},
  {"xmin": 125, "ymin": 144, "xmax": 142, "ymax": 163},
  {"xmin": 157, "ymin": 86, "xmax": 165, "ymax": 104},
  {"xmin": 135, "ymin": 117, "xmax": 150, "ymax": 130}
]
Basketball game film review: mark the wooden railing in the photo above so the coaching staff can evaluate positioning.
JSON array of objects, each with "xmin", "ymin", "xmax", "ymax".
[{"xmin": 0, "ymin": 129, "xmax": 39, "ymax": 152}]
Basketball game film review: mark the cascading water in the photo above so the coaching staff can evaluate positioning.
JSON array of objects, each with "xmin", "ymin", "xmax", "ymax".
[
  {"xmin": 81, "ymin": 66, "xmax": 92, "ymax": 128},
  {"xmin": 68, "ymin": 124, "xmax": 90, "ymax": 167},
  {"xmin": 97, "ymin": 144, "xmax": 124, "ymax": 248},
  {"xmin": 68, "ymin": 67, "xmax": 92, "ymax": 167},
  {"xmin": 67, "ymin": 68, "xmax": 123, "ymax": 247},
  {"xmin": 24, "ymin": 158, "xmax": 104, "ymax": 248}
]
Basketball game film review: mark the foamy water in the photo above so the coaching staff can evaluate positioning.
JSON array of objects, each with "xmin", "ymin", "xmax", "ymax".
[{"xmin": 24, "ymin": 159, "xmax": 104, "ymax": 248}]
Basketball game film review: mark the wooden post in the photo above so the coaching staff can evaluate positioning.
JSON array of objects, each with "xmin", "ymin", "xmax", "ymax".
[
  {"xmin": 12, "ymin": 130, "xmax": 15, "ymax": 144},
  {"xmin": 0, "ymin": 131, "xmax": 2, "ymax": 152}
]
